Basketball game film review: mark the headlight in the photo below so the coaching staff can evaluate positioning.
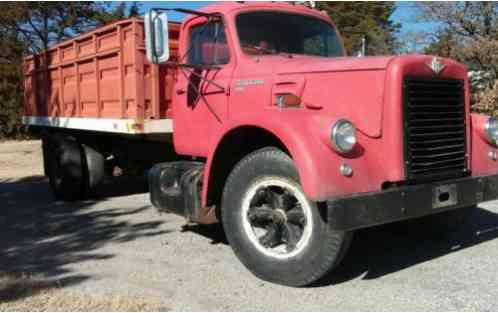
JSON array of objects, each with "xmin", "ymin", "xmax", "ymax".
[
  {"xmin": 331, "ymin": 119, "xmax": 357, "ymax": 153},
  {"xmin": 485, "ymin": 117, "xmax": 498, "ymax": 146}
]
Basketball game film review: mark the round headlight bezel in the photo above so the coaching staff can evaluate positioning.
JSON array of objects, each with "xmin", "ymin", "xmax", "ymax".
[
  {"xmin": 331, "ymin": 119, "xmax": 357, "ymax": 153},
  {"xmin": 485, "ymin": 117, "xmax": 498, "ymax": 146}
]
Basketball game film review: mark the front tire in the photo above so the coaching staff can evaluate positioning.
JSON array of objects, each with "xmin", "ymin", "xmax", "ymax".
[{"xmin": 221, "ymin": 147, "xmax": 352, "ymax": 286}]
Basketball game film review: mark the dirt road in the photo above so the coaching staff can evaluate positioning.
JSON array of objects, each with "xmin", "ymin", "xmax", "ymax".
[{"xmin": 1, "ymin": 140, "xmax": 498, "ymax": 311}]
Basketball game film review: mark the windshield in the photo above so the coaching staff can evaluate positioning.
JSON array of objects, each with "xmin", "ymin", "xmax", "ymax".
[{"xmin": 236, "ymin": 11, "xmax": 344, "ymax": 57}]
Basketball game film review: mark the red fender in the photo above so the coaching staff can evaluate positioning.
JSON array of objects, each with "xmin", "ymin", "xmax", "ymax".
[{"xmin": 201, "ymin": 109, "xmax": 388, "ymax": 205}]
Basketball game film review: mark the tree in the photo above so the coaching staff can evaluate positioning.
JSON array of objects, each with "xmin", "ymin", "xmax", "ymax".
[
  {"xmin": 0, "ymin": 31, "xmax": 25, "ymax": 139},
  {"xmin": 316, "ymin": 2, "xmax": 401, "ymax": 56},
  {"xmin": 92, "ymin": 2, "xmax": 141, "ymax": 26},
  {"xmin": 0, "ymin": 2, "xmax": 142, "ymax": 53},
  {"xmin": 419, "ymin": 2, "xmax": 498, "ymax": 75},
  {"xmin": 397, "ymin": 31, "xmax": 432, "ymax": 54},
  {"xmin": 0, "ymin": 2, "xmax": 100, "ymax": 53},
  {"xmin": 0, "ymin": 2, "xmax": 142, "ymax": 139},
  {"xmin": 417, "ymin": 2, "xmax": 498, "ymax": 114},
  {"xmin": 423, "ymin": 29, "xmax": 457, "ymax": 58}
]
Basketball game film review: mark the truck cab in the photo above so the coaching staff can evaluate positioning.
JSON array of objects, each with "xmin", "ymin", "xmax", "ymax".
[{"xmin": 24, "ymin": 2, "xmax": 498, "ymax": 286}]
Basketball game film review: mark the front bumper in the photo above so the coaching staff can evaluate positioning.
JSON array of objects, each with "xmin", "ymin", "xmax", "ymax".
[{"xmin": 327, "ymin": 174, "xmax": 498, "ymax": 231}]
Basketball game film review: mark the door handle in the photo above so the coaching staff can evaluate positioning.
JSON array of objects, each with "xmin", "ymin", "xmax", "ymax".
[{"xmin": 176, "ymin": 88, "xmax": 186, "ymax": 95}]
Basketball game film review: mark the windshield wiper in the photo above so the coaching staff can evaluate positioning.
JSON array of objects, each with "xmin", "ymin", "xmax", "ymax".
[
  {"xmin": 240, "ymin": 43, "xmax": 278, "ymax": 55},
  {"xmin": 240, "ymin": 44, "xmax": 294, "ymax": 58}
]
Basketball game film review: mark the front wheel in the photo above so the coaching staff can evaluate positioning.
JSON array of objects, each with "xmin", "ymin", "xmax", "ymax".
[{"xmin": 221, "ymin": 147, "xmax": 352, "ymax": 286}]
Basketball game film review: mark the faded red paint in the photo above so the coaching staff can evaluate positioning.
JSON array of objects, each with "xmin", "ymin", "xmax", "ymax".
[
  {"xmin": 23, "ymin": 1, "xmax": 498, "ymax": 205},
  {"xmin": 471, "ymin": 113, "xmax": 498, "ymax": 177},
  {"xmin": 23, "ymin": 19, "xmax": 180, "ymax": 120}
]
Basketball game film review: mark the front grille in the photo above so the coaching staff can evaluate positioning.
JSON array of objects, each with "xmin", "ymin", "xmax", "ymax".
[{"xmin": 403, "ymin": 78, "xmax": 467, "ymax": 182}]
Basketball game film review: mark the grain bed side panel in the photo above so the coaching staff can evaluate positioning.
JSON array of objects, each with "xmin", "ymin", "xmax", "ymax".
[{"xmin": 23, "ymin": 19, "xmax": 180, "ymax": 123}]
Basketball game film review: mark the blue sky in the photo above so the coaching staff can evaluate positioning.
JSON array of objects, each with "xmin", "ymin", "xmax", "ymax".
[
  {"xmin": 391, "ymin": 2, "xmax": 438, "ymax": 34},
  {"xmin": 139, "ymin": 1, "xmax": 437, "ymax": 34}
]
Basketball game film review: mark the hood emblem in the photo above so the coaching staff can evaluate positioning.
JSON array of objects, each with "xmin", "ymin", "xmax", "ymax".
[{"xmin": 427, "ymin": 56, "xmax": 445, "ymax": 75}]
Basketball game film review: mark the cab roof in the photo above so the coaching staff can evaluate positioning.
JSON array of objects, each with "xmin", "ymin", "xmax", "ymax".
[{"xmin": 188, "ymin": 1, "xmax": 331, "ymax": 23}]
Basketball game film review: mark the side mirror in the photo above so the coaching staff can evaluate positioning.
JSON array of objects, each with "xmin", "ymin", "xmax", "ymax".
[{"xmin": 145, "ymin": 10, "xmax": 170, "ymax": 64}]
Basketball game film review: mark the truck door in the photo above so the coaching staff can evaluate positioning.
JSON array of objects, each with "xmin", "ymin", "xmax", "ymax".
[{"xmin": 173, "ymin": 18, "xmax": 234, "ymax": 157}]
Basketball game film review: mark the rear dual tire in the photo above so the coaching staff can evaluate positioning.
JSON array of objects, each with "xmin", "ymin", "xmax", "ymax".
[
  {"xmin": 43, "ymin": 134, "xmax": 105, "ymax": 201},
  {"xmin": 221, "ymin": 147, "xmax": 352, "ymax": 287}
]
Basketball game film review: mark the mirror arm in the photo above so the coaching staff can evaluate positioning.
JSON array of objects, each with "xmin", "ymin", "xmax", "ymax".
[
  {"xmin": 177, "ymin": 66, "xmax": 223, "ymax": 123},
  {"xmin": 149, "ymin": 7, "xmax": 221, "ymax": 19},
  {"xmin": 178, "ymin": 64, "xmax": 226, "ymax": 92}
]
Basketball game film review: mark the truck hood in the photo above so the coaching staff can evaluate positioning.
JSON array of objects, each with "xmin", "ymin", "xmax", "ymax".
[
  {"xmin": 272, "ymin": 54, "xmax": 467, "ymax": 139},
  {"xmin": 274, "ymin": 55, "xmax": 396, "ymax": 75},
  {"xmin": 273, "ymin": 56, "xmax": 395, "ymax": 138}
]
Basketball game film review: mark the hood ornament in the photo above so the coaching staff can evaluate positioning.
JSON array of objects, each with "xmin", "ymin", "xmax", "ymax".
[{"xmin": 427, "ymin": 56, "xmax": 445, "ymax": 75}]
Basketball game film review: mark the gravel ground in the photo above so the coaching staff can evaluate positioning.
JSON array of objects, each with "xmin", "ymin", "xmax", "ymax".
[{"xmin": 1, "ymin": 140, "xmax": 498, "ymax": 311}]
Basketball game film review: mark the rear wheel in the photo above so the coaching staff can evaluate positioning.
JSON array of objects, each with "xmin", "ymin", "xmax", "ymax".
[
  {"xmin": 44, "ymin": 134, "xmax": 86, "ymax": 201},
  {"xmin": 221, "ymin": 147, "xmax": 352, "ymax": 286},
  {"xmin": 81, "ymin": 143, "xmax": 106, "ymax": 196}
]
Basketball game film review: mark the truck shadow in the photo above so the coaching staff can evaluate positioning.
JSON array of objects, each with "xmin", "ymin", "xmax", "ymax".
[
  {"xmin": 181, "ymin": 223, "xmax": 228, "ymax": 245},
  {"xmin": 3, "ymin": 175, "xmax": 498, "ymax": 292},
  {"xmin": 313, "ymin": 206, "xmax": 498, "ymax": 287},
  {"xmin": 182, "ymin": 206, "xmax": 498, "ymax": 287},
  {"xmin": 0, "ymin": 177, "xmax": 168, "ymax": 303},
  {"xmin": 92, "ymin": 176, "xmax": 148, "ymax": 199}
]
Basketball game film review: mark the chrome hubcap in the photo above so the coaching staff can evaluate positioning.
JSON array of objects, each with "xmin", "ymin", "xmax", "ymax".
[{"xmin": 242, "ymin": 178, "xmax": 313, "ymax": 259}]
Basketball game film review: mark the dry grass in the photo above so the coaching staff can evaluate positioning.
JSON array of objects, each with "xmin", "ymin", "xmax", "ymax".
[
  {"xmin": 0, "ymin": 140, "xmax": 44, "ymax": 180},
  {"xmin": 0, "ymin": 274, "xmax": 169, "ymax": 312}
]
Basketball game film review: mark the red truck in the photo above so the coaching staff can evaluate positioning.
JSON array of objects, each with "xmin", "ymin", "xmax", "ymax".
[{"xmin": 22, "ymin": 2, "xmax": 498, "ymax": 286}]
